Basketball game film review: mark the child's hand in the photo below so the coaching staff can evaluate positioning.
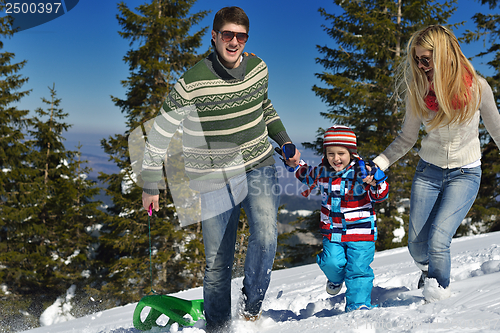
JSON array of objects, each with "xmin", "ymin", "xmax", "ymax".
[{"xmin": 362, "ymin": 165, "xmax": 377, "ymax": 186}]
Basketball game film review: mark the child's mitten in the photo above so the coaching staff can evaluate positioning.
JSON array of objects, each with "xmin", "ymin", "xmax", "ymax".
[{"xmin": 359, "ymin": 159, "xmax": 387, "ymax": 184}]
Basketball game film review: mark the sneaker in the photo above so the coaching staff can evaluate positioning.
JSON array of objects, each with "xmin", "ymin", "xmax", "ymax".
[
  {"xmin": 417, "ymin": 270, "xmax": 428, "ymax": 289},
  {"xmin": 345, "ymin": 304, "xmax": 377, "ymax": 312},
  {"xmin": 326, "ymin": 281, "xmax": 343, "ymax": 295},
  {"xmin": 241, "ymin": 311, "xmax": 261, "ymax": 322},
  {"xmin": 238, "ymin": 287, "xmax": 262, "ymax": 322}
]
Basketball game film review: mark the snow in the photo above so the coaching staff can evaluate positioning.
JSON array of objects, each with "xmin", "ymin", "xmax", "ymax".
[
  {"xmin": 421, "ymin": 278, "xmax": 451, "ymax": 303},
  {"xmin": 39, "ymin": 285, "xmax": 77, "ymax": 327},
  {"xmin": 22, "ymin": 231, "xmax": 500, "ymax": 333},
  {"xmin": 279, "ymin": 209, "xmax": 313, "ymax": 217},
  {"xmin": 392, "ymin": 219, "xmax": 405, "ymax": 243},
  {"xmin": 392, "ymin": 199, "xmax": 409, "ymax": 243}
]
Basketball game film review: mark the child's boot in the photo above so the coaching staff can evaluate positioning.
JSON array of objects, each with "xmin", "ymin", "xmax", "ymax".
[{"xmin": 326, "ymin": 281, "xmax": 343, "ymax": 295}]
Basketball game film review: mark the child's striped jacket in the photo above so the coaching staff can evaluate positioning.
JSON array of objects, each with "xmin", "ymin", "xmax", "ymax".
[{"xmin": 294, "ymin": 159, "xmax": 389, "ymax": 242}]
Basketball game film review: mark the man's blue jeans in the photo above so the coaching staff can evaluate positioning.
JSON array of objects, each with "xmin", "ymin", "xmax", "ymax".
[
  {"xmin": 201, "ymin": 166, "xmax": 279, "ymax": 329},
  {"xmin": 408, "ymin": 159, "xmax": 481, "ymax": 288}
]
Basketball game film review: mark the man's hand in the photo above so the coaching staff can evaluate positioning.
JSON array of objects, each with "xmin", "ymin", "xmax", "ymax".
[{"xmin": 142, "ymin": 192, "xmax": 160, "ymax": 212}]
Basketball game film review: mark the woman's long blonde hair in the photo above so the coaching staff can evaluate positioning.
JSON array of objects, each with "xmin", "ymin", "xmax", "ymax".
[{"xmin": 405, "ymin": 25, "xmax": 481, "ymax": 130}]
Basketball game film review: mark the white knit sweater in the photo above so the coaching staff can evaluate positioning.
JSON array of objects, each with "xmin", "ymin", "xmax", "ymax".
[{"xmin": 373, "ymin": 77, "xmax": 500, "ymax": 170}]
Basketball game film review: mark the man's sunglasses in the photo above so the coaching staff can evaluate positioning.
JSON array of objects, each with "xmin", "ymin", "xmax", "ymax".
[
  {"xmin": 216, "ymin": 30, "xmax": 249, "ymax": 43},
  {"xmin": 414, "ymin": 56, "xmax": 431, "ymax": 67}
]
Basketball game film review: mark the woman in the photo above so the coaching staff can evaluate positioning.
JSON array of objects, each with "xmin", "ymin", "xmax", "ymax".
[{"xmin": 371, "ymin": 25, "xmax": 500, "ymax": 301}]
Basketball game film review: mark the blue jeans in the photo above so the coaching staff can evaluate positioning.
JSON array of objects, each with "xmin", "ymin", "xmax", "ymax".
[
  {"xmin": 408, "ymin": 159, "xmax": 481, "ymax": 288},
  {"xmin": 317, "ymin": 239, "xmax": 375, "ymax": 311},
  {"xmin": 201, "ymin": 166, "xmax": 279, "ymax": 330}
]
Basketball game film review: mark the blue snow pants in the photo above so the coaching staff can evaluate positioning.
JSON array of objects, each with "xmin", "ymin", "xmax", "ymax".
[{"xmin": 317, "ymin": 238, "xmax": 375, "ymax": 312}]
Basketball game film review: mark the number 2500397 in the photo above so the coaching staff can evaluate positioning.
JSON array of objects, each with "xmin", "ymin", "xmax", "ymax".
[{"xmin": 6, "ymin": 2, "xmax": 62, "ymax": 14}]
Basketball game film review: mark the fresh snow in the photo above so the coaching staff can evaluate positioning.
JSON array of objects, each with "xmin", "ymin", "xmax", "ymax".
[
  {"xmin": 39, "ymin": 285, "xmax": 77, "ymax": 327},
  {"xmin": 22, "ymin": 231, "xmax": 500, "ymax": 333}
]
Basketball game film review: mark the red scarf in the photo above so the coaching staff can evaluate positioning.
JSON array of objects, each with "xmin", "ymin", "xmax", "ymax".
[
  {"xmin": 424, "ymin": 70, "xmax": 473, "ymax": 112},
  {"xmin": 424, "ymin": 83, "xmax": 439, "ymax": 111}
]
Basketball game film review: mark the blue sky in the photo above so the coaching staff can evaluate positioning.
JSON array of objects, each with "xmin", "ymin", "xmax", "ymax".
[{"xmin": 3, "ymin": 0, "xmax": 498, "ymax": 172}]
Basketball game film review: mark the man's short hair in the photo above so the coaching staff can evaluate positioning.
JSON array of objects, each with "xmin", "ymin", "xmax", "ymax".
[{"xmin": 213, "ymin": 6, "xmax": 249, "ymax": 33}]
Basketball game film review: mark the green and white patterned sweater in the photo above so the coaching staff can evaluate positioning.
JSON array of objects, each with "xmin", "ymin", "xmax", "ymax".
[{"xmin": 142, "ymin": 51, "xmax": 291, "ymax": 194}]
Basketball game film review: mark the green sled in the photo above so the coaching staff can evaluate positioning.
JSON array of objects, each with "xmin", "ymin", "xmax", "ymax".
[{"xmin": 133, "ymin": 294, "xmax": 205, "ymax": 330}]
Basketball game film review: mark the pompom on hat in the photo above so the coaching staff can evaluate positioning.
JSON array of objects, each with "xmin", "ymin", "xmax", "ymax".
[{"xmin": 323, "ymin": 125, "xmax": 359, "ymax": 158}]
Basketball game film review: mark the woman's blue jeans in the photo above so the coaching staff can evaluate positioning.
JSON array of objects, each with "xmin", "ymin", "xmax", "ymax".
[
  {"xmin": 200, "ymin": 166, "xmax": 279, "ymax": 330},
  {"xmin": 408, "ymin": 159, "xmax": 481, "ymax": 288}
]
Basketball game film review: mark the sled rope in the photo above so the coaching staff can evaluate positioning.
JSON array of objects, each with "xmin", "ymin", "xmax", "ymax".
[
  {"xmin": 133, "ymin": 204, "xmax": 205, "ymax": 330},
  {"xmin": 148, "ymin": 204, "xmax": 156, "ymax": 294}
]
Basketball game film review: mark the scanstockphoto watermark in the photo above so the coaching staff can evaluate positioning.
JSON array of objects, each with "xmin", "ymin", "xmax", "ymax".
[
  {"xmin": 249, "ymin": 166, "xmax": 369, "ymax": 198},
  {"xmin": 353, "ymin": 318, "xmax": 500, "ymax": 330},
  {"xmin": 128, "ymin": 112, "xmax": 320, "ymax": 227}
]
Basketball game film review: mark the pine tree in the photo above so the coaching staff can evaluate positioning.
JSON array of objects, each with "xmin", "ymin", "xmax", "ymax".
[
  {"xmin": 1, "ymin": 83, "xmax": 105, "ymax": 330},
  {"xmin": 28, "ymin": 85, "xmax": 106, "ymax": 318},
  {"xmin": 461, "ymin": 0, "xmax": 500, "ymax": 233},
  {"xmin": 0, "ymin": 1, "xmax": 36, "ymax": 330},
  {"xmin": 275, "ymin": 210, "xmax": 323, "ymax": 268},
  {"xmin": 0, "ymin": 1, "xmax": 31, "ymax": 241},
  {"xmin": 305, "ymin": 0, "xmax": 459, "ymax": 250},
  {"xmin": 95, "ymin": 0, "xmax": 210, "ymax": 306}
]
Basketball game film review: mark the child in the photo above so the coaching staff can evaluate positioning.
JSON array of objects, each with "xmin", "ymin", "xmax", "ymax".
[{"xmin": 285, "ymin": 125, "xmax": 389, "ymax": 312}]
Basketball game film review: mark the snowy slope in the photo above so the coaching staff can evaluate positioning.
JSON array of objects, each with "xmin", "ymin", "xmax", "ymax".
[{"xmin": 22, "ymin": 231, "xmax": 500, "ymax": 333}]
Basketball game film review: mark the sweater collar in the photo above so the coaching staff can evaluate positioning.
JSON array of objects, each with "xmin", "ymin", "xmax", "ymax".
[{"xmin": 208, "ymin": 50, "xmax": 247, "ymax": 81}]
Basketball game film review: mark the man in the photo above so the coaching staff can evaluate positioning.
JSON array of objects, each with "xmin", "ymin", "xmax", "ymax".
[{"xmin": 141, "ymin": 6, "xmax": 299, "ymax": 332}]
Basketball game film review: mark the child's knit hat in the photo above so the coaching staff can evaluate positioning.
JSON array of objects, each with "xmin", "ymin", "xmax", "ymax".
[{"xmin": 323, "ymin": 125, "xmax": 359, "ymax": 158}]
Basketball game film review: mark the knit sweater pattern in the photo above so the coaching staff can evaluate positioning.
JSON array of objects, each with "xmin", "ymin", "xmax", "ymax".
[
  {"xmin": 295, "ymin": 160, "xmax": 389, "ymax": 242},
  {"xmin": 142, "ymin": 52, "xmax": 291, "ymax": 193},
  {"xmin": 373, "ymin": 77, "xmax": 500, "ymax": 170}
]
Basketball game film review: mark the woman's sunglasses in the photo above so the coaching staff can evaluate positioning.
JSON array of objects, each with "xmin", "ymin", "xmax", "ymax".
[
  {"xmin": 216, "ymin": 30, "xmax": 249, "ymax": 43},
  {"xmin": 414, "ymin": 56, "xmax": 431, "ymax": 67}
]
